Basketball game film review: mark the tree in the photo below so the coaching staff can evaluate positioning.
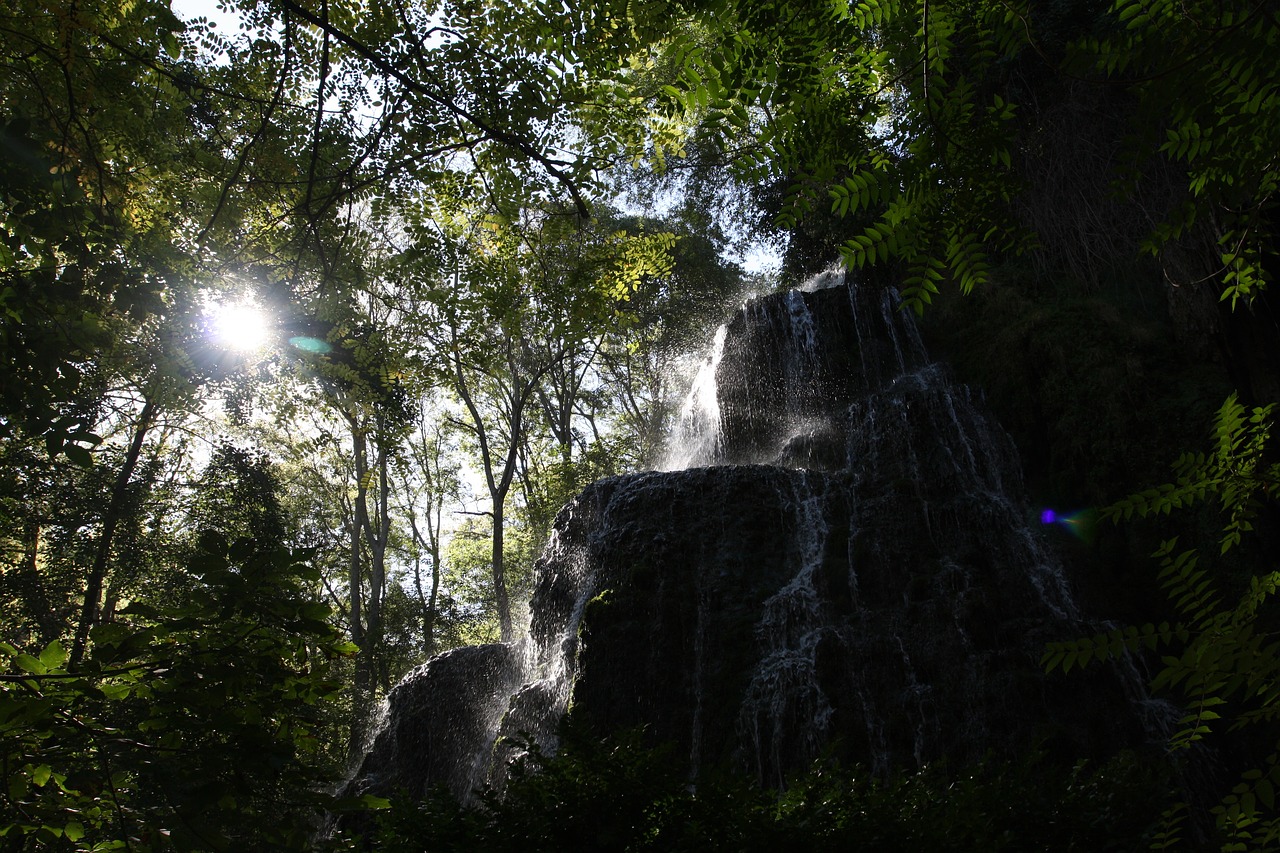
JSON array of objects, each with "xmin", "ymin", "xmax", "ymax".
[
  {"xmin": 266, "ymin": 303, "xmax": 417, "ymax": 748},
  {"xmin": 593, "ymin": 216, "xmax": 751, "ymax": 467},
  {"xmin": 0, "ymin": 538, "xmax": 355, "ymax": 850},
  {"xmin": 395, "ymin": 191, "xmax": 676, "ymax": 641},
  {"xmin": 586, "ymin": 0, "xmax": 1276, "ymax": 336},
  {"xmin": 0, "ymin": 441, "xmax": 94, "ymax": 648},
  {"xmin": 0, "ymin": 0, "xmax": 201, "ymax": 455},
  {"xmin": 441, "ymin": 291, "xmax": 547, "ymax": 644},
  {"xmin": 396, "ymin": 394, "xmax": 466, "ymax": 657}
]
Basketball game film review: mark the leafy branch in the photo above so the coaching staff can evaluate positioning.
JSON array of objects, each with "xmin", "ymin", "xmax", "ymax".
[
  {"xmin": 1043, "ymin": 393, "xmax": 1280, "ymax": 849},
  {"xmin": 275, "ymin": 0, "xmax": 594, "ymax": 219}
]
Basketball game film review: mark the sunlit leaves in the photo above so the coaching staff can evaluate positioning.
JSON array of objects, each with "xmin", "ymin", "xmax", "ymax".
[
  {"xmin": 1102, "ymin": 394, "xmax": 1276, "ymax": 554},
  {"xmin": 0, "ymin": 0, "xmax": 230, "ymax": 458},
  {"xmin": 634, "ymin": 0, "xmax": 1277, "ymax": 321}
]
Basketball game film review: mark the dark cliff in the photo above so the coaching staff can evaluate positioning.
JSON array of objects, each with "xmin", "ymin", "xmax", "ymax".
[{"xmin": 345, "ymin": 270, "xmax": 1164, "ymax": 805}]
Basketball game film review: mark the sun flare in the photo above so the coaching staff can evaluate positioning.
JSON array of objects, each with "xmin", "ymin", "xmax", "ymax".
[{"xmin": 208, "ymin": 298, "xmax": 272, "ymax": 352}]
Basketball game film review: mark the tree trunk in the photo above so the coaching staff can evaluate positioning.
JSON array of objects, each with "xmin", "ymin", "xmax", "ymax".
[
  {"xmin": 347, "ymin": 424, "xmax": 371, "ymax": 757},
  {"xmin": 405, "ymin": 481, "xmax": 442, "ymax": 656},
  {"xmin": 18, "ymin": 518, "xmax": 61, "ymax": 644},
  {"xmin": 491, "ymin": 499, "xmax": 511, "ymax": 642},
  {"xmin": 347, "ymin": 412, "xmax": 393, "ymax": 751},
  {"xmin": 452, "ymin": 348, "xmax": 518, "ymax": 642},
  {"xmin": 365, "ymin": 440, "xmax": 390, "ymax": 690},
  {"xmin": 70, "ymin": 394, "xmax": 157, "ymax": 669},
  {"xmin": 410, "ymin": 548, "xmax": 439, "ymax": 657}
]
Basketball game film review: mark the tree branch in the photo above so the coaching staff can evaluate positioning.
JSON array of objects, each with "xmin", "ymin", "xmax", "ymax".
[{"xmin": 275, "ymin": 0, "xmax": 593, "ymax": 220}]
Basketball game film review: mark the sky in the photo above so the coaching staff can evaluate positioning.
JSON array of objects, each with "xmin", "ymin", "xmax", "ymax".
[{"xmin": 170, "ymin": 0, "xmax": 241, "ymax": 30}]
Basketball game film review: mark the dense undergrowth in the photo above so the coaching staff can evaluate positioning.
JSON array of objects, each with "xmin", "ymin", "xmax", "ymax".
[{"xmin": 362, "ymin": 731, "xmax": 1170, "ymax": 852}]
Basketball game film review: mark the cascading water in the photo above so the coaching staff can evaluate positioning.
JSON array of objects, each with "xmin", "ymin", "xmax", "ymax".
[
  {"xmin": 738, "ymin": 472, "xmax": 836, "ymax": 788},
  {"xmin": 341, "ymin": 266, "xmax": 1161, "ymax": 811},
  {"xmin": 662, "ymin": 324, "xmax": 727, "ymax": 471},
  {"xmin": 342, "ymin": 493, "xmax": 605, "ymax": 805},
  {"xmin": 478, "ymin": 502, "xmax": 602, "ymax": 793}
]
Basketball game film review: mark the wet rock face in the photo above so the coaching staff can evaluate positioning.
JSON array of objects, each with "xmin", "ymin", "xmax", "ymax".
[
  {"xmin": 713, "ymin": 277, "xmax": 929, "ymax": 466},
  {"xmin": 346, "ymin": 269, "xmax": 1156, "ymax": 804},
  {"xmin": 534, "ymin": 463, "xmax": 1143, "ymax": 787},
  {"xmin": 346, "ymin": 644, "xmax": 522, "ymax": 802},
  {"xmin": 537, "ymin": 468, "xmax": 822, "ymax": 777}
]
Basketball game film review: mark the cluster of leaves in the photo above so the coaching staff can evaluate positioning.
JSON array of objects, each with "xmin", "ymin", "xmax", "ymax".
[
  {"xmin": 623, "ymin": 0, "xmax": 1278, "ymax": 315},
  {"xmin": 368, "ymin": 732, "xmax": 1168, "ymax": 852},
  {"xmin": 0, "ymin": 536, "xmax": 358, "ymax": 851},
  {"xmin": 617, "ymin": 0, "xmax": 1039, "ymax": 307},
  {"xmin": 1079, "ymin": 0, "xmax": 1279, "ymax": 306},
  {"xmin": 0, "ymin": 0, "xmax": 199, "ymax": 458},
  {"xmin": 1043, "ymin": 394, "xmax": 1280, "ymax": 849}
]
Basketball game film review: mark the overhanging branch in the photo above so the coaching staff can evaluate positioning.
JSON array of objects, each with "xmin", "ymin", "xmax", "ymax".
[{"xmin": 276, "ymin": 0, "xmax": 593, "ymax": 220}]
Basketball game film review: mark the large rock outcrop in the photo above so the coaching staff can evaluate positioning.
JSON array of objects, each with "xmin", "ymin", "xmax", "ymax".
[{"xmin": 345, "ymin": 269, "xmax": 1163, "ymax": 804}]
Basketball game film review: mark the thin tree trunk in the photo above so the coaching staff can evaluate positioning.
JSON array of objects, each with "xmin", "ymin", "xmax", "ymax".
[
  {"xmin": 349, "ymin": 427, "xmax": 366, "ymax": 654},
  {"xmin": 449, "ymin": 329, "xmax": 562, "ymax": 643},
  {"xmin": 491, "ymin": 498, "xmax": 510, "ymax": 641},
  {"xmin": 452, "ymin": 348, "xmax": 517, "ymax": 642},
  {"xmin": 70, "ymin": 394, "xmax": 157, "ymax": 669},
  {"xmin": 19, "ymin": 518, "xmax": 61, "ymax": 644},
  {"xmin": 347, "ymin": 423, "xmax": 371, "ymax": 757},
  {"xmin": 348, "ymin": 411, "xmax": 393, "ymax": 747},
  {"xmin": 405, "ymin": 488, "xmax": 442, "ymax": 657},
  {"xmin": 365, "ymin": 441, "xmax": 390, "ymax": 689},
  {"xmin": 426, "ymin": 546, "xmax": 441, "ymax": 653}
]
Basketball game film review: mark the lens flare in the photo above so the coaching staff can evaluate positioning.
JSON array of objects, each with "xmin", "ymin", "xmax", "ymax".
[
  {"xmin": 288, "ymin": 335, "xmax": 333, "ymax": 354},
  {"xmin": 1038, "ymin": 507, "xmax": 1095, "ymax": 542}
]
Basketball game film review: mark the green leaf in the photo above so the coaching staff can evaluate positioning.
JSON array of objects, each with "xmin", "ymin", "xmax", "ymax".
[
  {"xmin": 14, "ymin": 654, "xmax": 47, "ymax": 675},
  {"xmin": 63, "ymin": 444, "xmax": 93, "ymax": 467},
  {"xmin": 361, "ymin": 794, "xmax": 392, "ymax": 809},
  {"xmin": 100, "ymin": 682, "xmax": 132, "ymax": 700},
  {"xmin": 1256, "ymin": 778, "xmax": 1275, "ymax": 810},
  {"xmin": 162, "ymin": 32, "xmax": 181, "ymax": 60},
  {"xmin": 38, "ymin": 640, "xmax": 67, "ymax": 671}
]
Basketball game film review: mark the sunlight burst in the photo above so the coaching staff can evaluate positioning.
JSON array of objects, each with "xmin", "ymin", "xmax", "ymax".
[{"xmin": 208, "ymin": 298, "xmax": 272, "ymax": 352}]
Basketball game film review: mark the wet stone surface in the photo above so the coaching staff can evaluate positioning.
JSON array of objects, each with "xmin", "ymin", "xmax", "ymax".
[{"xmin": 345, "ymin": 270, "xmax": 1158, "ymax": 806}]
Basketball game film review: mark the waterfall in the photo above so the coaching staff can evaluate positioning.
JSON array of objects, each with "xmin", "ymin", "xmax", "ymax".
[
  {"xmin": 341, "ymin": 266, "xmax": 1162, "ymax": 812},
  {"xmin": 478, "ymin": 502, "xmax": 601, "ymax": 794},
  {"xmin": 661, "ymin": 324, "xmax": 727, "ymax": 471},
  {"xmin": 738, "ymin": 472, "xmax": 835, "ymax": 788},
  {"xmin": 652, "ymin": 268, "xmax": 1148, "ymax": 779}
]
